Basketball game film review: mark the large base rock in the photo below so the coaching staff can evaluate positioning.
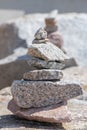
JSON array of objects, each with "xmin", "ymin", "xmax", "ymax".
[
  {"xmin": 8, "ymin": 99, "xmax": 71, "ymax": 123},
  {"xmin": 11, "ymin": 80, "xmax": 82, "ymax": 108}
]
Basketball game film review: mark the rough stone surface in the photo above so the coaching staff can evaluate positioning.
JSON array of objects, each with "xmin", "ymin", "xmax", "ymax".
[
  {"xmin": 11, "ymin": 80, "xmax": 82, "ymax": 108},
  {"xmin": 48, "ymin": 32, "xmax": 64, "ymax": 48},
  {"xmin": 23, "ymin": 69, "xmax": 63, "ymax": 81},
  {"xmin": 28, "ymin": 42, "xmax": 69, "ymax": 62},
  {"xmin": 27, "ymin": 56, "xmax": 65, "ymax": 69},
  {"xmin": 8, "ymin": 99, "xmax": 71, "ymax": 123}
]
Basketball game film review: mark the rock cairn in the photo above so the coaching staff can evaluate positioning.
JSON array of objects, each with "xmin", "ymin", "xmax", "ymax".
[{"xmin": 8, "ymin": 28, "xmax": 83, "ymax": 124}]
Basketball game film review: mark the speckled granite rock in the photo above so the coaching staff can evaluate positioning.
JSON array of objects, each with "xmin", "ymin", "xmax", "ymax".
[
  {"xmin": 27, "ymin": 56, "xmax": 65, "ymax": 69},
  {"xmin": 28, "ymin": 42, "xmax": 69, "ymax": 62},
  {"xmin": 8, "ymin": 99, "xmax": 71, "ymax": 123},
  {"xmin": 11, "ymin": 80, "xmax": 82, "ymax": 108},
  {"xmin": 23, "ymin": 69, "xmax": 63, "ymax": 81}
]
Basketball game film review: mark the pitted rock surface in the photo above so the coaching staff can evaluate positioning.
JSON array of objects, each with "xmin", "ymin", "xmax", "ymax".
[{"xmin": 11, "ymin": 80, "xmax": 82, "ymax": 108}]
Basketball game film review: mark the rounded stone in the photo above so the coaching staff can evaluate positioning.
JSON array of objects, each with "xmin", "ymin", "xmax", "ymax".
[
  {"xmin": 45, "ymin": 18, "xmax": 57, "ymax": 26},
  {"xmin": 48, "ymin": 31, "xmax": 64, "ymax": 48}
]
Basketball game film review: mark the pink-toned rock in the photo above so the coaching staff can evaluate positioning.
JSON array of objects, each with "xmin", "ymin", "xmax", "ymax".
[
  {"xmin": 45, "ymin": 18, "xmax": 57, "ymax": 26},
  {"xmin": 48, "ymin": 32, "xmax": 64, "ymax": 49},
  {"xmin": 8, "ymin": 99, "xmax": 72, "ymax": 123}
]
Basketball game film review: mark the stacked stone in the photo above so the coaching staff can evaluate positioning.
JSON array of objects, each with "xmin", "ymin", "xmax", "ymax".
[
  {"xmin": 44, "ymin": 11, "xmax": 65, "ymax": 53},
  {"xmin": 8, "ymin": 28, "xmax": 83, "ymax": 124},
  {"xmin": 45, "ymin": 11, "xmax": 78, "ymax": 67}
]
